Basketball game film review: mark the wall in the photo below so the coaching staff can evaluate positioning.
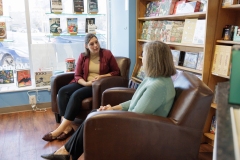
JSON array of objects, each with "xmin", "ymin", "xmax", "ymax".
[{"xmin": 0, "ymin": 0, "xmax": 136, "ymax": 109}]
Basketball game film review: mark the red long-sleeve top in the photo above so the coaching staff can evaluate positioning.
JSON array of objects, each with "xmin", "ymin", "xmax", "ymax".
[{"xmin": 70, "ymin": 48, "xmax": 120, "ymax": 83}]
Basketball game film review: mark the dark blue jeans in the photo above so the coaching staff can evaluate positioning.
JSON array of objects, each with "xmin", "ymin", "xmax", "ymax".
[{"xmin": 57, "ymin": 83, "xmax": 92, "ymax": 121}]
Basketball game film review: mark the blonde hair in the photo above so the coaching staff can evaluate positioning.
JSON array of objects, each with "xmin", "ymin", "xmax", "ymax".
[
  {"xmin": 84, "ymin": 33, "xmax": 99, "ymax": 56},
  {"xmin": 143, "ymin": 41, "xmax": 176, "ymax": 77}
]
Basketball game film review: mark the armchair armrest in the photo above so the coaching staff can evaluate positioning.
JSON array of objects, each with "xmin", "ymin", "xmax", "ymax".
[
  {"xmin": 92, "ymin": 76, "xmax": 129, "ymax": 109},
  {"xmin": 102, "ymin": 87, "xmax": 136, "ymax": 106},
  {"xmin": 51, "ymin": 72, "xmax": 74, "ymax": 113},
  {"xmin": 84, "ymin": 111, "xmax": 202, "ymax": 160}
]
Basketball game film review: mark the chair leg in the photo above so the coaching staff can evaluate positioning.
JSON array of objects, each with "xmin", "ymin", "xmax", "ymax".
[{"xmin": 55, "ymin": 113, "xmax": 61, "ymax": 123}]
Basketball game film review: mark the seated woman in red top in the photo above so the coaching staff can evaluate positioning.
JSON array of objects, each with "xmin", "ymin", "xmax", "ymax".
[{"xmin": 42, "ymin": 33, "xmax": 120, "ymax": 141}]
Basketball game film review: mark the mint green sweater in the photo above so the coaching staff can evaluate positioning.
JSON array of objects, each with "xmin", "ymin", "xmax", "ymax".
[{"xmin": 120, "ymin": 77, "xmax": 175, "ymax": 117}]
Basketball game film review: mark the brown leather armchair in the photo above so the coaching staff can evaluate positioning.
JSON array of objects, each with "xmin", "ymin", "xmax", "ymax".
[
  {"xmin": 51, "ymin": 56, "xmax": 130, "ymax": 123},
  {"xmin": 84, "ymin": 72, "xmax": 213, "ymax": 160}
]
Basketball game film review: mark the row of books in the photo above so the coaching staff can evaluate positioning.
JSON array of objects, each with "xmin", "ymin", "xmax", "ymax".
[
  {"xmin": 212, "ymin": 45, "xmax": 232, "ymax": 77},
  {"xmin": 144, "ymin": 0, "xmax": 206, "ymax": 17},
  {"xmin": 222, "ymin": 25, "xmax": 240, "ymax": 42},
  {"xmin": 140, "ymin": 19, "xmax": 206, "ymax": 44},
  {"xmin": 171, "ymin": 50, "xmax": 204, "ymax": 70},
  {"xmin": 0, "ymin": 70, "xmax": 52, "ymax": 88},
  {"xmin": 49, "ymin": 17, "xmax": 96, "ymax": 34},
  {"xmin": 128, "ymin": 79, "xmax": 140, "ymax": 89},
  {"xmin": 50, "ymin": 0, "xmax": 98, "ymax": 13}
]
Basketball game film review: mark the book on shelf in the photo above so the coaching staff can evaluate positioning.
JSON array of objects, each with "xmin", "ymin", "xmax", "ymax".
[
  {"xmin": 73, "ymin": 0, "xmax": 84, "ymax": 13},
  {"xmin": 158, "ymin": 0, "xmax": 178, "ymax": 16},
  {"xmin": 172, "ymin": 0, "xmax": 187, "ymax": 14},
  {"xmin": 17, "ymin": 69, "xmax": 31, "ymax": 87},
  {"xmin": 35, "ymin": 71, "xmax": 52, "ymax": 87},
  {"xmin": 129, "ymin": 79, "xmax": 140, "ymax": 89},
  {"xmin": 87, "ymin": 0, "xmax": 98, "ymax": 14},
  {"xmin": 171, "ymin": 50, "xmax": 181, "ymax": 66},
  {"xmin": 170, "ymin": 21, "xmax": 185, "ymax": 43},
  {"xmin": 175, "ymin": 1, "xmax": 201, "ymax": 14},
  {"xmin": 149, "ymin": 1, "xmax": 161, "ymax": 17},
  {"xmin": 230, "ymin": 107, "xmax": 240, "ymax": 160},
  {"xmin": 233, "ymin": 26, "xmax": 240, "ymax": 42},
  {"xmin": 229, "ymin": 45, "xmax": 240, "ymax": 105},
  {"xmin": 136, "ymin": 66, "xmax": 145, "ymax": 80},
  {"xmin": 210, "ymin": 115, "xmax": 217, "ymax": 134},
  {"xmin": 158, "ymin": 21, "xmax": 174, "ymax": 42},
  {"xmin": 0, "ymin": 21, "xmax": 7, "ymax": 40},
  {"xmin": 49, "ymin": 18, "xmax": 62, "ymax": 34},
  {"xmin": 181, "ymin": 19, "xmax": 198, "ymax": 44},
  {"xmin": 192, "ymin": 19, "xmax": 206, "ymax": 45},
  {"xmin": 50, "ymin": 0, "xmax": 63, "ymax": 13},
  {"xmin": 140, "ymin": 21, "xmax": 149, "ymax": 40},
  {"xmin": 0, "ymin": 70, "xmax": 14, "ymax": 84},
  {"xmin": 211, "ymin": 45, "xmax": 232, "ymax": 76},
  {"xmin": 196, "ymin": 51, "xmax": 204, "ymax": 71},
  {"xmin": 67, "ymin": 18, "xmax": 78, "ymax": 34},
  {"xmin": 85, "ymin": 18, "xmax": 95, "ymax": 33},
  {"xmin": 0, "ymin": 0, "xmax": 3, "ymax": 16},
  {"xmin": 144, "ymin": 1, "xmax": 154, "ymax": 17},
  {"xmin": 183, "ymin": 52, "xmax": 199, "ymax": 69},
  {"xmin": 222, "ymin": 25, "xmax": 235, "ymax": 41}
]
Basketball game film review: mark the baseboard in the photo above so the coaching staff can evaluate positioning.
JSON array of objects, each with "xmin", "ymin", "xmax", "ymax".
[{"xmin": 0, "ymin": 102, "xmax": 51, "ymax": 114}]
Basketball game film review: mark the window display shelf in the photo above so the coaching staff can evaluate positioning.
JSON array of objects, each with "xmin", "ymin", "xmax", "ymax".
[{"xmin": 45, "ymin": 13, "xmax": 106, "ymax": 16}]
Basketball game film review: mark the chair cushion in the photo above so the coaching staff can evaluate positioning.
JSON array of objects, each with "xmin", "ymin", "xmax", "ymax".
[{"xmin": 81, "ymin": 97, "xmax": 93, "ymax": 110}]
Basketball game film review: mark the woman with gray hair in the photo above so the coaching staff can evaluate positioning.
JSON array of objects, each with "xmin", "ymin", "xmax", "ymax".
[
  {"xmin": 41, "ymin": 41, "xmax": 176, "ymax": 160},
  {"xmin": 42, "ymin": 33, "xmax": 120, "ymax": 142}
]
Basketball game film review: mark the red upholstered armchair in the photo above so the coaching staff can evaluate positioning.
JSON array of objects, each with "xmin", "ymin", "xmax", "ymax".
[
  {"xmin": 84, "ymin": 72, "xmax": 213, "ymax": 160},
  {"xmin": 51, "ymin": 56, "xmax": 130, "ymax": 123}
]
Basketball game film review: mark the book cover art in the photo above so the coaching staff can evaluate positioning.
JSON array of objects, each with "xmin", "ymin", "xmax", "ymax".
[
  {"xmin": 87, "ymin": 0, "xmax": 98, "ymax": 13},
  {"xmin": 0, "ymin": 70, "xmax": 14, "ymax": 84},
  {"xmin": 192, "ymin": 20, "xmax": 206, "ymax": 44},
  {"xmin": 149, "ymin": 1, "xmax": 161, "ymax": 17},
  {"xmin": 181, "ymin": 19, "xmax": 198, "ymax": 44},
  {"xmin": 73, "ymin": 0, "xmax": 84, "ymax": 13},
  {"xmin": 140, "ymin": 21, "xmax": 149, "ymax": 40},
  {"xmin": 183, "ymin": 52, "xmax": 199, "ymax": 69},
  {"xmin": 175, "ymin": 1, "xmax": 201, "ymax": 14},
  {"xmin": 136, "ymin": 66, "xmax": 145, "ymax": 80},
  {"xmin": 173, "ymin": 0, "xmax": 186, "ymax": 14},
  {"xmin": 0, "ymin": 0, "xmax": 3, "ymax": 16},
  {"xmin": 158, "ymin": 0, "xmax": 177, "ymax": 16},
  {"xmin": 233, "ymin": 26, "xmax": 240, "ymax": 42},
  {"xmin": 145, "ymin": 1, "xmax": 154, "ymax": 17},
  {"xmin": 196, "ymin": 51, "xmax": 204, "ymax": 71},
  {"xmin": 17, "ymin": 69, "xmax": 31, "ymax": 87},
  {"xmin": 85, "ymin": 18, "xmax": 95, "ymax": 33},
  {"xmin": 0, "ymin": 21, "xmax": 6, "ymax": 40},
  {"xmin": 210, "ymin": 115, "xmax": 216, "ymax": 134},
  {"xmin": 170, "ymin": 21, "xmax": 185, "ymax": 43},
  {"xmin": 50, "ymin": 0, "xmax": 63, "ymax": 13},
  {"xmin": 49, "ymin": 18, "xmax": 61, "ymax": 34},
  {"xmin": 67, "ymin": 18, "xmax": 78, "ymax": 34},
  {"xmin": 171, "ymin": 50, "xmax": 181, "ymax": 66},
  {"xmin": 35, "ymin": 71, "xmax": 52, "ymax": 87}
]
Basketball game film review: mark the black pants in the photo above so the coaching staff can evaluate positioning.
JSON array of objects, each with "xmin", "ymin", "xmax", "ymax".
[
  {"xmin": 65, "ymin": 109, "xmax": 97, "ymax": 160},
  {"xmin": 57, "ymin": 83, "xmax": 92, "ymax": 121}
]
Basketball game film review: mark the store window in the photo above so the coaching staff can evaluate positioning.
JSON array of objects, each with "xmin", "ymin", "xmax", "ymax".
[{"xmin": 0, "ymin": 0, "xmax": 107, "ymax": 92}]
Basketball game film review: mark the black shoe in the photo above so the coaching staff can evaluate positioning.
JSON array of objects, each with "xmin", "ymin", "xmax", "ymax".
[{"xmin": 41, "ymin": 151, "xmax": 70, "ymax": 160}]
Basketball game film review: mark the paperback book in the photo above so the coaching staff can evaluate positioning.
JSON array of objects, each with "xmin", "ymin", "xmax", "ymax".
[
  {"xmin": 85, "ymin": 18, "xmax": 95, "ymax": 33},
  {"xmin": 49, "ymin": 18, "xmax": 62, "ymax": 34},
  {"xmin": 192, "ymin": 19, "xmax": 206, "ymax": 44},
  {"xmin": 67, "ymin": 18, "xmax": 78, "ymax": 34},
  {"xmin": 0, "ymin": 21, "xmax": 6, "ymax": 40},
  {"xmin": 87, "ymin": 0, "xmax": 98, "ymax": 14},
  {"xmin": 35, "ymin": 71, "xmax": 52, "ymax": 87},
  {"xmin": 0, "ymin": 70, "xmax": 14, "ymax": 84},
  {"xmin": 181, "ymin": 19, "xmax": 198, "ymax": 44},
  {"xmin": 73, "ymin": 0, "xmax": 84, "ymax": 13},
  {"xmin": 170, "ymin": 21, "xmax": 185, "ymax": 43},
  {"xmin": 183, "ymin": 52, "xmax": 199, "ymax": 69},
  {"xmin": 171, "ymin": 50, "xmax": 181, "ymax": 66},
  {"xmin": 50, "ymin": 0, "xmax": 63, "ymax": 13},
  {"xmin": 17, "ymin": 69, "xmax": 31, "ymax": 87}
]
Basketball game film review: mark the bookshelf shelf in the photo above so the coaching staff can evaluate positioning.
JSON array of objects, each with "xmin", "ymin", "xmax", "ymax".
[
  {"xmin": 138, "ymin": 12, "xmax": 206, "ymax": 21},
  {"xmin": 204, "ymin": 133, "xmax": 215, "ymax": 141},
  {"xmin": 137, "ymin": 39, "xmax": 204, "ymax": 48},
  {"xmin": 212, "ymin": 73, "xmax": 230, "ymax": 79},
  {"xmin": 211, "ymin": 103, "xmax": 217, "ymax": 109},
  {"xmin": 216, "ymin": 40, "xmax": 240, "ymax": 45},
  {"xmin": 132, "ymin": 77, "xmax": 142, "ymax": 83},
  {"xmin": 222, "ymin": 4, "xmax": 240, "ymax": 9},
  {"xmin": 175, "ymin": 66, "xmax": 202, "ymax": 74}
]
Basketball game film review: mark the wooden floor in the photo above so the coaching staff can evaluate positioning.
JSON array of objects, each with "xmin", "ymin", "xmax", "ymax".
[{"xmin": 0, "ymin": 108, "xmax": 213, "ymax": 160}]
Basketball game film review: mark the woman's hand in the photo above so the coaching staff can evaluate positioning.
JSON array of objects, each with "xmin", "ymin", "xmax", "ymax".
[
  {"xmin": 85, "ymin": 81, "xmax": 93, "ymax": 86},
  {"xmin": 93, "ymin": 75, "xmax": 104, "ymax": 81},
  {"xmin": 98, "ymin": 104, "xmax": 113, "ymax": 111}
]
